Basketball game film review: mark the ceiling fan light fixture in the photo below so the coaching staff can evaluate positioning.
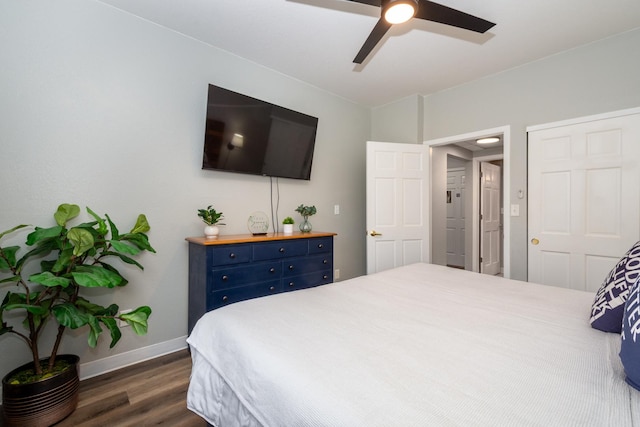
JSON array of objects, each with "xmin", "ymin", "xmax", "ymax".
[
  {"xmin": 383, "ymin": 0, "xmax": 418, "ymax": 24},
  {"xmin": 477, "ymin": 137, "xmax": 500, "ymax": 144}
]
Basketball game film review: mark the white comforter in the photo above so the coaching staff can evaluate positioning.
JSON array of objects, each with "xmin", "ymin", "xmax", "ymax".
[{"xmin": 187, "ymin": 263, "xmax": 640, "ymax": 426}]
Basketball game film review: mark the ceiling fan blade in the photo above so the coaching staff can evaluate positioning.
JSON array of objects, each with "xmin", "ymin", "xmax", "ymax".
[
  {"xmin": 416, "ymin": 0, "xmax": 495, "ymax": 33},
  {"xmin": 353, "ymin": 18, "xmax": 393, "ymax": 64},
  {"xmin": 343, "ymin": 0, "xmax": 382, "ymax": 6}
]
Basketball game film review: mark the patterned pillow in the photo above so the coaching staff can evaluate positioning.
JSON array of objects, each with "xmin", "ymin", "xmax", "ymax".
[
  {"xmin": 620, "ymin": 276, "xmax": 640, "ymax": 391},
  {"xmin": 590, "ymin": 241, "xmax": 640, "ymax": 333}
]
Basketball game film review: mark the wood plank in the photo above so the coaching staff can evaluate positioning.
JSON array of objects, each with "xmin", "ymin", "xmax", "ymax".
[{"xmin": 58, "ymin": 391, "xmax": 130, "ymax": 425}]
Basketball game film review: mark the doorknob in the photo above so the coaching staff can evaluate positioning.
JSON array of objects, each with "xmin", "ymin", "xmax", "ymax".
[
  {"xmin": 531, "ymin": 238, "xmax": 540, "ymax": 245},
  {"xmin": 370, "ymin": 230, "xmax": 382, "ymax": 237}
]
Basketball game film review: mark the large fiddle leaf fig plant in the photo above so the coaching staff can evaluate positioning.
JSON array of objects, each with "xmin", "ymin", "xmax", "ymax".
[{"xmin": 0, "ymin": 203, "xmax": 155, "ymax": 381}]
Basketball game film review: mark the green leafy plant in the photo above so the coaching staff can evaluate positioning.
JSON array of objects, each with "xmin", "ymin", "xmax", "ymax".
[
  {"xmin": 197, "ymin": 205, "xmax": 225, "ymax": 226},
  {"xmin": 0, "ymin": 203, "xmax": 155, "ymax": 382},
  {"xmin": 295, "ymin": 205, "xmax": 316, "ymax": 218},
  {"xmin": 282, "ymin": 217, "xmax": 295, "ymax": 225}
]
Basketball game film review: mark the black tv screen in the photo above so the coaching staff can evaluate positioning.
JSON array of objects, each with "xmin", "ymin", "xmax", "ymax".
[{"xmin": 202, "ymin": 85, "xmax": 318, "ymax": 180}]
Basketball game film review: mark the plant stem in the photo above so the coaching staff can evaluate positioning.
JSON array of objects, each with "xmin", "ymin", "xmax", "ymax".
[
  {"xmin": 27, "ymin": 311, "xmax": 42, "ymax": 375},
  {"xmin": 48, "ymin": 324, "xmax": 66, "ymax": 371},
  {"xmin": 48, "ymin": 278, "xmax": 79, "ymax": 371}
]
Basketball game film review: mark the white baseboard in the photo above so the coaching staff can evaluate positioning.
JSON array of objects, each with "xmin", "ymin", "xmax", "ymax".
[{"xmin": 79, "ymin": 335, "xmax": 188, "ymax": 380}]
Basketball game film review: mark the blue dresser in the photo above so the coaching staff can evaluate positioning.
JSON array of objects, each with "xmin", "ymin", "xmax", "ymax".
[{"xmin": 187, "ymin": 232, "xmax": 335, "ymax": 334}]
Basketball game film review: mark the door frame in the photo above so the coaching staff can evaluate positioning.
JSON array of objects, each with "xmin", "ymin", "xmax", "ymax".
[{"xmin": 425, "ymin": 125, "xmax": 512, "ymax": 278}]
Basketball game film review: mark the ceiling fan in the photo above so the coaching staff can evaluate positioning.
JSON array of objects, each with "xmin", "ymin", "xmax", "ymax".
[{"xmin": 346, "ymin": 0, "xmax": 496, "ymax": 64}]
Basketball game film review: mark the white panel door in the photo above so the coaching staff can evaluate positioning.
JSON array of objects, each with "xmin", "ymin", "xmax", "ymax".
[
  {"xmin": 480, "ymin": 162, "xmax": 501, "ymax": 275},
  {"xmin": 528, "ymin": 111, "xmax": 640, "ymax": 290},
  {"xmin": 446, "ymin": 168, "xmax": 466, "ymax": 267},
  {"xmin": 366, "ymin": 141, "xmax": 429, "ymax": 274}
]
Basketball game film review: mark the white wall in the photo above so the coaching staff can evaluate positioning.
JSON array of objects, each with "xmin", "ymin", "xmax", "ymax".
[
  {"xmin": 423, "ymin": 28, "xmax": 640, "ymax": 281},
  {"xmin": 0, "ymin": 0, "xmax": 370, "ymax": 381}
]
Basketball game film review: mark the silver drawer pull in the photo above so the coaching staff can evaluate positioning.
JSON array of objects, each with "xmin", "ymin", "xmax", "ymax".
[
  {"xmin": 318, "ymin": 243, "xmax": 323, "ymax": 248},
  {"xmin": 279, "ymin": 247, "xmax": 285, "ymax": 253},
  {"xmin": 229, "ymin": 253, "xmax": 236, "ymax": 259},
  {"xmin": 269, "ymin": 267, "xmax": 275, "ymax": 273},
  {"xmin": 222, "ymin": 275, "xmax": 229, "ymax": 281},
  {"xmin": 222, "ymin": 295, "xmax": 228, "ymax": 301},
  {"xmin": 323, "ymin": 275, "xmax": 328, "ymax": 280},
  {"xmin": 289, "ymin": 265, "xmax": 294, "ymax": 270},
  {"xmin": 269, "ymin": 286, "xmax": 275, "ymax": 291},
  {"xmin": 289, "ymin": 282, "xmax": 294, "ymax": 287},
  {"xmin": 323, "ymin": 259, "xmax": 328, "ymax": 264}
]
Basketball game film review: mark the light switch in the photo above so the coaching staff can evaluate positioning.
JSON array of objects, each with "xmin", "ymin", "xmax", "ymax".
[
  {"xmin": 334, "ymin": 205, "xmax": 340, "ymax": 215},
  {"xmin": 510, "ymin": 204, "xmax": 520, "ymax": 217}
]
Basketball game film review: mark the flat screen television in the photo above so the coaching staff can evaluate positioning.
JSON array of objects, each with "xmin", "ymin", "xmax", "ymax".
[{"xmin": 202, "ymin": 84, "xmax": 319, "ymax": 180}]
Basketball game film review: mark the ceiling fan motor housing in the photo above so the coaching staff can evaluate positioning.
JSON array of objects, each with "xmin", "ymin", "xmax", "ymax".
[{"xmin": 383, "ymin": 0, "xmax": 419, "ymax": 24}]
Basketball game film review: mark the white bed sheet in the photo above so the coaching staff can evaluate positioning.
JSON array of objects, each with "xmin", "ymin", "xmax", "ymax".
[{"xmin": 187, "ymin": 263, "xmax": 640, "ymax": 426}]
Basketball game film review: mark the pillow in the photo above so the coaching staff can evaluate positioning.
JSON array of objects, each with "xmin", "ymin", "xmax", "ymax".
[
  {"xmin": 590, "ymin": 241, "xmax": 640, "ymax": 333},
  {"xmin": 620, "ymin": 276, "xmax": 640, "ymax": 391}
]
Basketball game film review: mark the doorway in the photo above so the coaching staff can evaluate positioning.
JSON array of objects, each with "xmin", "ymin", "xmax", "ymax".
[
  {"xmin": 446, "ymin": 162, "xmax": 467, "ymax": 269},
  {"xmin": 426, "ymin": 126, "xmax": 511, "ymax": 278}
]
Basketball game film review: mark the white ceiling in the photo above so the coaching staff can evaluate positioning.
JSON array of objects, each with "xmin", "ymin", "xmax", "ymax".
[{"xmin": 97, "ymin": 0, "xmax": 640, "ymax": 107}]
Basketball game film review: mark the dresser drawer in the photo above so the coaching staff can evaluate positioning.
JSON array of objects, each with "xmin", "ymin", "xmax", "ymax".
[
  {"xmin": 209, "ymin": 280, "xmax": 281, "ymax": 310},
  {"xmin": 253, "ymin": 240, "xmax": 307, "ymax": 261},
  {"xmin": 210, "ymin": 262, "xmax": 281, "ymax": 291},
  {"xmin": 210, "ymin": 244, "xmax": 251, "ymax": 266},
  {"xmin": 283, "ymin": 270, "xmax": 333, "ymax": 292},
  {"xmin": 308, "ymin": 237, "xmax": 333, "ymax": 254},
  {"xmin": 283, "ymin": 254, "xmax": 332, "ymax": 276}
]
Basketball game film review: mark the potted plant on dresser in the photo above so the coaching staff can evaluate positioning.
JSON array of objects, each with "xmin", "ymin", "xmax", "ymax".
[
  {"xmin": 295, "ymin": 204, "xmax": 316, "ymax": 233},
  {"xmin": 0, "ymin": 203, "xmax": 155, "ymax": 427},
  {"xmin": 282, "ymin": 217, "xmax": 295, "ymax": 234},
  {"xmin": 197, "ymin": 205, "xmax": 225, "ymax": 238}
]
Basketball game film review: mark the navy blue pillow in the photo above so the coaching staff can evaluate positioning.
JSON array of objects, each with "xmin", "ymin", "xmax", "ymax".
[
  {"xmin": 590, "ymin": 241, "xmax": 640, "ymax": 333},
  {"xmin": 620, "ymin": 276, "xmax": 640, "ymax": 391}
]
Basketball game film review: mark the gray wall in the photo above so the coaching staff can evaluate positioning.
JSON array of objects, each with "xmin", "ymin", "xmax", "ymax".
[
  {"xmin": 371, "ymin": 94, "xmax": 424, "ymax": 143},
  {"xmin": 0, "ymin": 0, "xmax": 369, "ymax": 381}
]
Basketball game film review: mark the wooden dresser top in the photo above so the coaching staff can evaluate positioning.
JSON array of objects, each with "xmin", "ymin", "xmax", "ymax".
[{"xmin": 185, "ymin": 231, "xmax": 336, "ymax": 246}]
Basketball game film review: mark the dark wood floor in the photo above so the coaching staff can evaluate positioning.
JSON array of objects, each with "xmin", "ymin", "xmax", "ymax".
[{"xmin": 2, "ymin": 349, "xmax": 206, "ymax": 427}]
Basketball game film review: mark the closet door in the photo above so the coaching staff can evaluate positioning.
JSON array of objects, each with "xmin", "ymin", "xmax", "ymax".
[{"xmin": 528, "ymin": 109, "xmax": 640, "ymax": 291}]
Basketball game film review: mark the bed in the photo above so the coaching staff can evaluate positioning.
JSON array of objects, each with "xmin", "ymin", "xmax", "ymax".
[{"xmin": 187, "ymin": 262, "xmax": 640, "ymax": 426}]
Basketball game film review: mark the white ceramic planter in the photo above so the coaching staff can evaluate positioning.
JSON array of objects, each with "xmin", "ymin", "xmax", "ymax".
[
  {"xmin": 204, "ymin": 225, "xmax": 219, "ymax": 238},
  {"xmin": 283, "ymin": 224, "xmax": 294, "ymax": 234}
]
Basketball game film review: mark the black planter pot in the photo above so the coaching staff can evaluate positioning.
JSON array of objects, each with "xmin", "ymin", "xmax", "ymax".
[{"xmin": 2, "ymin": 354, "xmax": 80, "ymax": 427}]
